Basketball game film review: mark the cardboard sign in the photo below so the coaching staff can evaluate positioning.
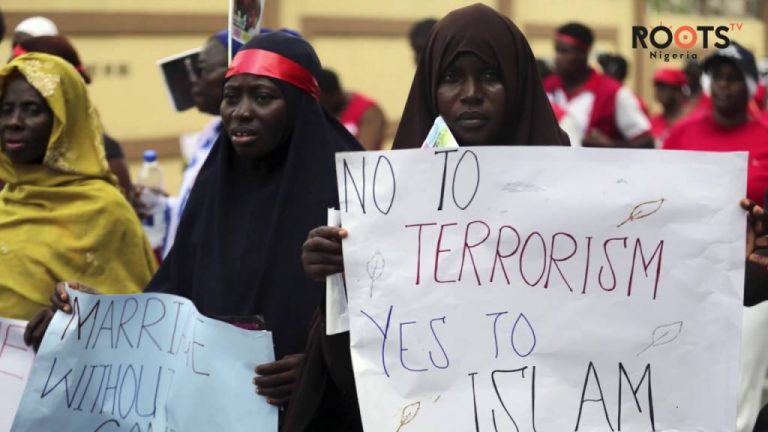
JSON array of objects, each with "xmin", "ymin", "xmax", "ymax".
[
  {"xmin": 12, "ymin": 290, "xmax": 277, "ymax": 431},
  {"xmin": 0, "ymin": 317, "xmax": 34, "ymax": 432}
]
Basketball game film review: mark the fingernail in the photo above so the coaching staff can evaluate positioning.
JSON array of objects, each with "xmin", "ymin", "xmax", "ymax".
[
  {"xmin": 252, "ymin": 378, "xmax": 257, "ymax": 385},
  {"xmin": 63, "ymin": 305, "xmax": 70, "ymax": 312}
]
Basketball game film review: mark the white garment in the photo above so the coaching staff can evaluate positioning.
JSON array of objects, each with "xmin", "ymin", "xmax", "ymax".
[
  {"xmin": 162, "ymin": 117, "xmax": 221, "ymax": 258},
  {"xmin": 547, "ymin": 86, "xmax": 650, "ymax": 145},
  {"xmin": 737, "ymin": 302, "xmax": 768, "ymax": 432}
]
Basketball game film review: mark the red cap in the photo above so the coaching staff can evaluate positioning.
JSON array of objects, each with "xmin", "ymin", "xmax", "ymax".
[{"xmin": 653, "ymin": 68, "xmax": 687, "ymax": 87}]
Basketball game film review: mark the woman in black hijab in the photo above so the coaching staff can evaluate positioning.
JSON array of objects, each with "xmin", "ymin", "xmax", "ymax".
[
  {"xmin": 28, "ymin": 31, "xmax": 362, "ymax": 408},
  {"xmin": 289, "ymin": 4, "xmax": 567, "ymax": 431},
  {"xmin": 147, "ymin": 31, "xmax": 361, "ymax": 406}
]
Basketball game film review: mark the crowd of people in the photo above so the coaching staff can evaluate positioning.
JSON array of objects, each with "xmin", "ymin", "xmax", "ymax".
[{"xmin": 2, "ymin": 3, "xmax": 768, "ymax": 431}]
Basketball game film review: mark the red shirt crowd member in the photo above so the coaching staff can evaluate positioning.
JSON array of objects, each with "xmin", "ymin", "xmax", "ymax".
[
  {"xmin": 650, "ymin": 67, "xmax": 690, "ymax": 146},
  {"xmin": 544, "ymin": 22, "xmax": 652, "ymax": 148},
  {"xmin": 317, "ymin": 68, "xmax": 387, "ymax": 151},
  {"xmin": 664, "ymin": 42, "xmax": 768, "ymax": 206},
  {"xmin": 598, "ymin": 52, "xmax": 652, "ymax": 117}
]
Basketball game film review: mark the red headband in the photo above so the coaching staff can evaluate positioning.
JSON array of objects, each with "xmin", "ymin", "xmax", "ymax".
[
  {"xmin": 556, "ymin": 33, "xmax": 591, "ymax": 51},
  {"xmin": 226, "ymin": 49, "xmax": 320, "ymax": 100}
]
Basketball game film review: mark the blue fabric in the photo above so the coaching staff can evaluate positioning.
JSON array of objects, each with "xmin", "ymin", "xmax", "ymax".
[{"xmin": 214, "ymin": 29, "xmax": 243, "ymax": 54}]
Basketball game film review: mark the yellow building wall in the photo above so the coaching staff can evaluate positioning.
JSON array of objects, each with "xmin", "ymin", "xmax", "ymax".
[
  {"xmin": 2, "ymin": 0, "xmax": 223, "ymax": 14},
  {"xmin": 0, "ymin": 0, "xmax": 765, "ymax": 168},
  {"xmin": 279, "ymin": 0, "xmax": 497, "ymax": 29}
]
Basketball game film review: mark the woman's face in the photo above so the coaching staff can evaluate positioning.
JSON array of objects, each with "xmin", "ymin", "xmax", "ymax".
[
  {"xmin": 436, "ymin": 53, "xmax": 506, "ymax": 146},
  {"xmin": 221, "ymin": 74, "xmax": 288, "ymax": 160},
  {"xmin": 710, "ymin": 61, "xmax": 749, "ymax": 117},
  {"xmin": 0, "ymin": 75, "xmax": 53, "ymax": 164}
]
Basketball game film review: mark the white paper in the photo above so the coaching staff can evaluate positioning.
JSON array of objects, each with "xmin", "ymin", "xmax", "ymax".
[
  {"xmin": 12, "ymin": 290, "xmax": 277, "ymax": 431},
  {"xmin": 336, "ymin": 147, "xmax": 746, "ymax": 431},
  {"xmin": 326, "ymin": 208, "xmax": 350, "ymax": 335},
  {"xmin": 230, "ymin": 0, "xmax": 265, "ymax": 45},
  {"xmin": 422, "ymin": 116, "xmax": 459, "ymax": 149},
  {"xmin": 179, "ymin": 131, "xmax": 202, "ymax": 164},
  {"xmin": 0, "ymin": 317, "xmax": 34, "ymax": 432}
]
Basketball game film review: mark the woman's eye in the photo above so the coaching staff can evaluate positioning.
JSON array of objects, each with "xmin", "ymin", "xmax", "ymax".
[
  {"xmin": 482, "ymin": 69, "xmax": 501, "ymax": 82},
  {"xmin": 0, "ymin": 104, "xmax": 11, "ymax": 116},
  {"xmin": 255, "ymin": 93, "xmax": 274, "ymax": 104},
  {"xmin": 223, "ymin": 92, "xmax": 239, "ymax": 103},
  {"xmin": 442, "ymin": 70, "xmax": 460, "ymax": 83}
]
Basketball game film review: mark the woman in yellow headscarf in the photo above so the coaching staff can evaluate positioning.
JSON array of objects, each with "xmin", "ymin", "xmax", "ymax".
[{"xmin": 0, "ymin": 53, "xmax": 157, "ymax": 319}]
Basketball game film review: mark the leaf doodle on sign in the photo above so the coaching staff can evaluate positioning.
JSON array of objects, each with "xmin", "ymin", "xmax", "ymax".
[
  {"xmin": 367, "ymin": 251, "xmax": 385, "ymax": 298},
  {"xmin": 636, "ymin": 321, "xmax": 683, "ymax": 356},
  {"xmin": 396, "ymin": 401, "xmax": 421, "ymax": 432},
  {"xmin": 617, "ymin": 198, "xmax": 666, "ymax": 228}
]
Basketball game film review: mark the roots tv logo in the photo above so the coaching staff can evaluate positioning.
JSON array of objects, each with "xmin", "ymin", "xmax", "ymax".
[{"xmin": 632, "ymin": 23, "xmax": 743, "ymax": 62}]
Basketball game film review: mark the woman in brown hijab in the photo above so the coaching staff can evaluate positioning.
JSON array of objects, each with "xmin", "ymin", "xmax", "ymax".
[
  {"xmin": 286, "ymin": 4, "xmax": 567, "ymax": 431},
  {"xmin": 392, "ymin": 4, "xmax": 567, "ymax": 149}
]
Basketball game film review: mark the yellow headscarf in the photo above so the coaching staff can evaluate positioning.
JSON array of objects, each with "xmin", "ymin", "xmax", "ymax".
[{"xmin": 0, "ymin": 53, "xmax": 157, "ymax": 319}]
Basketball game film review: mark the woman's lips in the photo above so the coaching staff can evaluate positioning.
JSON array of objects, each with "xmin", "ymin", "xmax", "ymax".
[
  {"xmin": 230, "ymin": 131, "xmax": 259, "ymax": 146},
  {"xmin": 3, "ymin": 141, "xmax": 25, "ymax": 151},
  {"xmin": 456, "ymin": 118, "xmax": 489, "ymax": 128},
  {"xmin": 456, "ymin": 112, "xmax": 489, "ymax": 129}
]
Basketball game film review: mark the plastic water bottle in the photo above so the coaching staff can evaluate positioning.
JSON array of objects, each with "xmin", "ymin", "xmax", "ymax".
[{"xmin": 136, "ymin": 150, "xmax": 168, "ymax": 260}]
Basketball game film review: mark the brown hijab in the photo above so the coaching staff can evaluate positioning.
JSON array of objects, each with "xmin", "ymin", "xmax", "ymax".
[
  {"xmin": 392, "ymin": 3, "xmax": 568, "ymax": 148},
  {"xmin": 284, "ymin": 6, "xmax": 566, "ymax": 432}
]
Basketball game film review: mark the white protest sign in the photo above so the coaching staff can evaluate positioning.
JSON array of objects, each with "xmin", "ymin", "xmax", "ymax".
[
  {"xmin": 336, "ymin": 147, "xmax": 745, "ymax": 431},
  {"xmin": 0, "ymin": 317, "xmax": 34, "ymax": 432},
  {"xmin": 12, "ymin": 290, "xmax": 277, "ymax": 432},
  {"xmin": 327, "ymin": 208, "xmax": 351, "ymax": 335}
]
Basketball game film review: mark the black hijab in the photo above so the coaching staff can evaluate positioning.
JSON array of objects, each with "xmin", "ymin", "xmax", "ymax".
[
  {"xmin": 393, "ymin": 3, "xmax": 568, "ymax": 148},
  {"xmin": 145, "ymin": 32, "xmax": 362, "ymax": 359}
]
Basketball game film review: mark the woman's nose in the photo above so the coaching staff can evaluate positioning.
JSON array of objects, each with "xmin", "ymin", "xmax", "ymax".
[
  {"xmin": 459, "ymin": 78, "xmax": 482, "ymax": 104},
  {"xmin": 233, "ymin": 98, "xmax": 255, "ymax": 120}
]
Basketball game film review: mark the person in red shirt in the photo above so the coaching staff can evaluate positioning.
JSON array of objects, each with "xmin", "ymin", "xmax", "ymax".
[
  {"xmin": 598, "ymin": 52, "xmax": 652, "ymax": 117},
  {"xmin": 317, "ymin": 68, "xmax": 387, "ymax": 151},
  {"xmin": 664, "ymin": 42, "xmax": 768, "ymax": 206},
  {"xmin": 670, "ymin": 43, "xmax": 768, "ymax": 432},
  {"xmin": 754, "ymin": 81, "xmax": 766, "ymax": 112},
  {"xmin": 544, "ymin": 22, "xmax": 653, "ymax": 148},
  {"xmin": 650, "ymin": 67, "xmax": 690, "ymax": 146}
]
